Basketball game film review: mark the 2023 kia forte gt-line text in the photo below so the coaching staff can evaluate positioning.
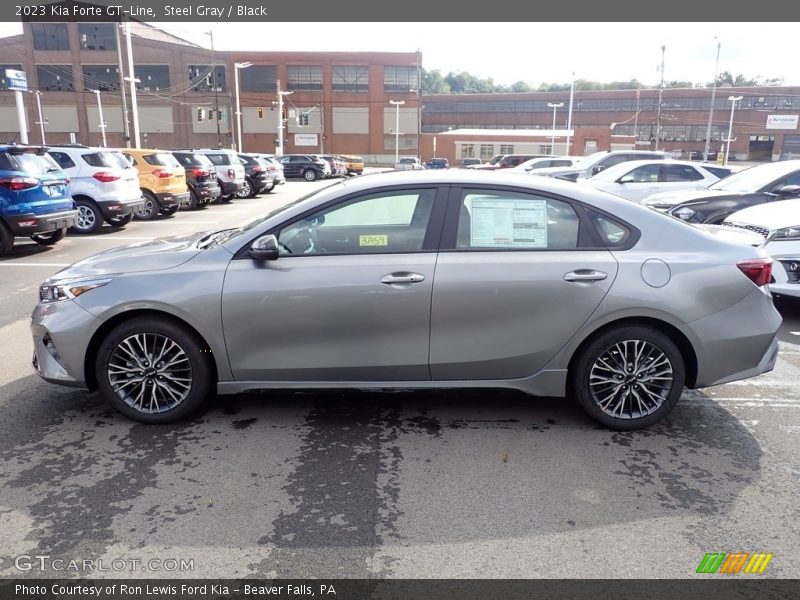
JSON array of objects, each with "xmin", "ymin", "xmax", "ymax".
[{"xmin": 31, "ymin": 171, "xmax": 781, "ymax": 430}]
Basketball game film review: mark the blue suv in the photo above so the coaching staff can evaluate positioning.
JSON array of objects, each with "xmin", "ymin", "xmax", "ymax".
[{"xmin": 0, "ymin": 145, "xmax": 77, "ymax": 254}]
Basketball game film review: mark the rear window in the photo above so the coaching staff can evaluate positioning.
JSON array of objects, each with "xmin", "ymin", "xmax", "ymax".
[
  {"xmin": 205, "ymin": 153, "xmax": 229, "ymax": 166},
  {"xmin": 175, "ymin": 153, "xmax": 214, "ymax": 168},
  {"xmin": 108, "ymin": 152, "xmax": 133, "ymax": 169},
  {"xmin": 142, "ymin": 153, "xmax": 181, "ymax": 168},
  {"xmin": 238, "ymin": 154, "xmax": 258, "ymax": 165},
  {"xmin": 0, "ymin": 151, "xmax": 60, "ymax": 175},
  {"xmin": 81, "ymin": 152, "xmax": 119, "ymax": 168}
]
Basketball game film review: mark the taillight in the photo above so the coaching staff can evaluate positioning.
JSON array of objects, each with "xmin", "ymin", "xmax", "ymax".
[
  {"xmin": 737, "ymin": 258, "xmax": 773, "ymax": 287},
  {"xmin": 0, "ymin": 176, "xmax": 38, "ymax": 191},
  {"xmin": 252, "ymin": 166, "xmax": 264, "ymax": 173},
  {"xmin": 191, "ymin": 168, "xmax": 209, "ymax": 178},
  {"xmin": 92, "ymin": 172, "xmax": 120, "ymax": 183},
  {"xmin": 152, "ymin": 169, "xmax": 173, "ymax": 179},
  {"xmin": 227, "ymin": 168, "xmax": 235, "ymax": 178}
]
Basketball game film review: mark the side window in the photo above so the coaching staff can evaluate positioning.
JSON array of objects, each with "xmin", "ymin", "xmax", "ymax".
[
  {"xmin": 551, "ymin": 159, "xmax": 572, "ymax": 168},
  {"xmin": 456, "ymin": 190, "xmax": 579, "ymax": 251},
  {"xmin": 122, "ymin": 153, "xmax": 137, "ymax": 166},
  {"xmin": 624, "ymin": 164, "xmax": 660, "ymax": 182},
  {"xmin": 277, "ymin": 189, "xmax": 436, "ymax": 256},
  {"xmin": 662, "ymin": 164, "xmax": 703, "ymax": 182},
  {"xmin": 586, "ymin": 209, "xmax": 632, "ymax": 248},
  {"xmin": 600, "ymin": 154, "xmax": 630, "ymax": 169},
  {"xmin": 783, "ymin": 171, "xmax": 800, "ymax": 187},
  {"xmin": 49, "ymin": 151, "xmax": 75, "ymax": 169}
]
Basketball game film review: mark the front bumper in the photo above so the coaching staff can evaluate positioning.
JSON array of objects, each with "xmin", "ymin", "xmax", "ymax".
[
  {"xmin": 31, "ymin": 299, "xmax": 102, "ymax": 388},
  {"xmin": 5, "ymin": 209, "xmax": 78, "ymax": 235},
  {"xmin": 764, "ymin": 241, "xmax": 800, "ymax": 298}
]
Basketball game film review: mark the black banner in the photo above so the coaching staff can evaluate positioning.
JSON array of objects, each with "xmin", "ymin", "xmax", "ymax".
[{"xmin": 1, "ymin": 580, "xmax": 799, "ymax": 600}]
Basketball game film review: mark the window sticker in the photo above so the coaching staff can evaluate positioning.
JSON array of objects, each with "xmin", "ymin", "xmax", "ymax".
[
  {"xmin": 470, "ymin": 198, "xmax": 548, "ymax": 248},
  {"xmin": 359, "ymin": 234, "xmax": 389, "ymax": 246}
]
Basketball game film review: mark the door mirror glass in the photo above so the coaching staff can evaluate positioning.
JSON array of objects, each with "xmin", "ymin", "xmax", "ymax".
[{"xmin": 249, "ymin": 234, "xmax": 280, "ymax": 261}]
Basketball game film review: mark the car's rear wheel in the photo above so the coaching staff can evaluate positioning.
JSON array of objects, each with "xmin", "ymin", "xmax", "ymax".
[
  {"xmin": 0, "ymin": 221, "xmax": 14, "ymax": 254},
  {"xmin": 219, "ymin": 194, "xmax": 234, "ymax": 203},
  {"xmin": 107, "ymin": 213, "xmax": 133, "ymax": 227},
  {"xmin": 95, "ymin": 317, "xmax": 213, "ymax": 424},
  {"xmin": 303, "ymin": 169, "xmax": 317, "ymax": 182},
  {"xmin": 186, "ymin": 190, "xmax": 200, "ymax": 210},
  {"xmin": 134, "ymin": 192, "xmax": 159, "ymax": 220},
  {"xmin": 236, "ymin": 178, "xmax": 253, "ymax": 198},
  {"xmin": 72, "ymin": 199, "xmax": 103, "ymax": 234},
  {"xmin": 31, "ymin": 227, "xmax": 66, "ymax": 246},
  {"xmin": 569, "ymin": 325, "xmax": 684, "ymax": 430}
]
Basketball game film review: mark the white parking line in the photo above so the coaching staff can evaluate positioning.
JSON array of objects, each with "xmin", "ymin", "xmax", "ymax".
[
  {"xmin": 0, "ymin": 262, "xmax": 70, "ymax": 267},
  {"xmin": 67, "ymin": 236, "xmax": 153, "ymax": 241}
]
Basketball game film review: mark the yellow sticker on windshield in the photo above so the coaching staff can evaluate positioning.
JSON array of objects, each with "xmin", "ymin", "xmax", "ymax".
[{"xmin": 359, "ymin": 234, "xmax": 388, "ymax": 246}]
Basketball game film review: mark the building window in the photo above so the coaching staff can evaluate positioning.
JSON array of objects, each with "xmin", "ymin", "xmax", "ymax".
[
  {"xmin": 0, "ymin": 64, "xmax": 22, "ymax": 91},
  {"xmin": 332, "ymin": 65, "xmax": 368, "ymax": 93},
  {"xmin": 135, "ymin": 66, "xmax": 170, "ymax": 92},
  {"xmin": 479, "ymin": 144, "xmax": 494, "ymax": 160},
  {"xmin": 384, "ymin": 66, "xmax": 419, "ymax": 92},
  {"xmin": 287, "ymin": 65, "xmax": 322, "ymax": 92},
  {"xmin": 499, "ymin": 144, "xmax": 514, "ymax": 154},
  {"xmin": 539, "ymin": 145, "xmax": 553, "ymax": 154},
  {"xmin": 36, "ymin": 65, "xmax": 74, "ymax": 92},
  {"xmin": 78, "ymin": 24, "xmax": 116, "ymax": 51},
  {"xmin": 188, "ymin": 65, "xmax": 226, "ymax": 92},
  {"xmin": 82, "ymin": 65, "xmax": 120, "ymax": 91},
  {"xmin": 239, "ymin": 65, "xmax": 276, "ymax": 92},
  {"xmin": 460, "ymin": 144, "xmax": 475, "ymax": 158},
  {"xmin": 31, "ymin": 24, "xmax": 70, "ymax": 51}
]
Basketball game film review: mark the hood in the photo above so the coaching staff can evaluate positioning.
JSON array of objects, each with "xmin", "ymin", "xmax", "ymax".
[
  {"xmin": 48, "ymin": 231, "xmax": 209, "ymax": 281},
  {"xmin": 534, "ymin": 166, "xmax": 580, "ymax": 177},
  {"xmin": 693, "ymin": 224, "xmax": 764, "ymax": 247},
  {"xmin": 724, "ymin": 198, "xmax": 800, "ymax": 230},
  {"xmin": 642, "ymin": 188, "xmax": 731, "ymax": 207}
]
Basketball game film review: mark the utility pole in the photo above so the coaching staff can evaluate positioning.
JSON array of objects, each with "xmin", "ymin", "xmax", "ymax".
[
  {"xmin": 390, "ymin": 100, "xmax": 405, "ymax": 164},
  {"xmin": 93, "ymin": 90, "xmax": 107, "ymax": 147},
  {"xmin": 32, "ymin": 90, "xmax": 46, "ymax": 144},
  {"xmin": 123, "ymin": 21, "xmax": 141, "ymax": 148},
  {"xmin": 115, "ymin": 22, "xmax": 131, "ymax": 147},
  {"xmin": 565, "ymin": 72, "xmax": 575, "ymax": 156},
  {"xmin": 275, "ymin": 80, "xmax": 293, "ymax": 157},
  {"xmin": 208, "ymin": 30, "xmax": 221, "ymax": 148},
  {"xmin": 703, "ymin": 38, "xmax": 721, "ymax": 161},
  {"xmin": 655, "ymin": 44, "xmax": 665, "ymax": 151}
]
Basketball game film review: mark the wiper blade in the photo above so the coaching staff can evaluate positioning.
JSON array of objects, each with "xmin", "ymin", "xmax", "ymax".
[{"xmin": 196, "ymin": 228, "xmax": 235, "ymax": 249}]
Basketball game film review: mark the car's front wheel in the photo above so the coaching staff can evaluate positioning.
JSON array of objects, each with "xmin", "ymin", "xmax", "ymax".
[
  {"xmin": 303, "ymin": 169, "xmax": 317, "ymax": 182},
  {"xmin": 95, "ymin": 317, "xmax": 213, "ymax": 424},
  {"xmin": 569, "ymin": 325, "xmax": 684, "ymax": 430}
]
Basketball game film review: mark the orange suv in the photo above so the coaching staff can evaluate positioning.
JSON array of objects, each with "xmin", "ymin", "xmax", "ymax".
[{"xmin": 118, "ymin": 149, "xmax": 190, "ymax": 220}]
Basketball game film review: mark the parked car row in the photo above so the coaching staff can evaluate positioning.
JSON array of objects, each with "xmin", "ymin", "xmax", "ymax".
[
  {"xmin": 276, "ymin": 154, "xmax": 361, "ymax": 181},
  {"xmin": 0, "ymin": 143, "xmax": 289, "ymax": 252}
]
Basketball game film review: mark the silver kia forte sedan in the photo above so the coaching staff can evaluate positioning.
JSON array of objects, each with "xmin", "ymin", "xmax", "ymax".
[{"xmin": 31, "ymin": 171, "xmax": 781, "ymax": 429}]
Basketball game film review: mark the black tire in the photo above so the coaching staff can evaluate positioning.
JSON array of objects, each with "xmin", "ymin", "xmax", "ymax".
[
  {"xmin": 160, "ymin": 205, "xmax": 179, "ymax": 216},
  {"xmin": 185, "ymin": 190, "xmax": 199, "ymax": 210},
  {"xmin": 134, "ymin": 192, "xmax": 160, "ymax": 220},
  {"xmin": 220, "ymin": 194, "xmax": 234, "ymax": 203},
  {"xmin": 263, "ymin": 182, "xmax": 274, "ymax": 194},
  {"xmin": 107, "ymin": 213, "xmax": 133, "ymax": 228},
  {"xmin": 0, "ymin": 221, "xmax": 14, "ymax": 254},
  {"xmin": 569, "ymin": 325, "xmax": 685, "ymax": 430},
  {"xmin": 95, "ymin": 316, "xmax": 213, "ymax": 424},
  {"xmin": 31, "ymin": 227, "xmax": 66, "ymax": 246},
  {"xmin": 71, "ymin": 199, "xmax": 104, "ymax": 234},
  {"xmin": 302, "ymin": 169, "xmax": 318, "ymax": 182},
  {"xmin": 236, "ymin": 178, "xmax": 254, "ymax": 199}
]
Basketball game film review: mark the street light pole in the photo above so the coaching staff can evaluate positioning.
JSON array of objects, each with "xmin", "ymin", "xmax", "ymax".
[
  {"xmin": 234, "ymin": 61, "xmax": 252, "ymax": 153},
  {"xmin": 123, "ymin": 21, "xmax": 141, "ymax": 148},
  {"xmin": 32, "ymin": 90, "xmax": 46, "ymax": 144},
  {"xmin": 703, "ymin": 38, "xmax": 722, "ymax": 161},
  {"xmin": 389, "ymin": 100, "xmax": 405, "ymax": 164},
  {"xmin": 548, "ymin": 102, "xmax": 563, "ymax": 154},
  {"xmin": 655, "ymin": 44, "xmax": 665, "ymax": 151},
  {"xmin": 92, "ymin": 90, "xmax": 107, "ymax": 147},
  {"xmin": 565, "ymin": 73, "xmax": 575, "ymax": 156},
  {"xmin": 724, "ymin": 95, "xmax": 742, "ymax": 166}
]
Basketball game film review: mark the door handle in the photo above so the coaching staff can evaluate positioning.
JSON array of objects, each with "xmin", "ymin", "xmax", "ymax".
[
  {"xmin": 563, "ymin": 270, "xmax": 608, "ymax": 282},
  {"xmin": 380, "ymin": 272, "xmax": 426, "ymax": 285}
]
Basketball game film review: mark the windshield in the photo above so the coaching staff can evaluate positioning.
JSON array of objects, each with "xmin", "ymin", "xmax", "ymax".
[
  {"xmin": 708, "ymin": 162, "xmax": 797, "ymax": 192},
  {"xmin": 573, "ymin": 151, "xmax": 609, "ymax": 168}
]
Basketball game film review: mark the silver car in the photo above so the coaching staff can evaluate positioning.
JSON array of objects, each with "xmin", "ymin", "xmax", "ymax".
[{"xmin": 31, "ymin": 171, "xmax": 781, "ymax": 429}]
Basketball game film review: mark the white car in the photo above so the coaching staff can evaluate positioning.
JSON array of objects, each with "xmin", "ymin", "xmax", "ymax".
[
  {"xmin": 395, "ymin": 156, "xmax": 424, "ymax": 171},
  {"xmin": 580, "ymin": 159, "xmax": 721, "ymax": 204},
  {"xmin": 508, "ymin": 156, "xmax": 579, "ymax": 173},
  {"xmin": 724, "ymin": 198, "xmax": 800, "ymax": 298}
]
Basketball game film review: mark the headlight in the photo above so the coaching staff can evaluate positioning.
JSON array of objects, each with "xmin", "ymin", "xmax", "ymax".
[
  {"xmin": 39, "ymin": 278, "xmax": 113, "ymax": 303},
  {"xmin": 771, "ymin": 226, "xmax": 800, "ymax": 241},
  {"xmin": 672, "ymin": 207, "xmax": 696, "ymax": 221}
]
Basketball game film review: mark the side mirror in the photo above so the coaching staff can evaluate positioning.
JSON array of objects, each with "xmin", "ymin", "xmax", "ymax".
[
  {"xmin": 249, "ymin": 234, "xmax": 279, "ymax": 261},
  {"xmin": 777, "ymin": 184, "xmax": 800, "ymax": 196},
  {"xmin": 592, "ymin": 165, "xmax": 606, "ymax": 175},
  {"xmin": 617, "ymin": 175, "xmax": 634, "ymax": 184}
]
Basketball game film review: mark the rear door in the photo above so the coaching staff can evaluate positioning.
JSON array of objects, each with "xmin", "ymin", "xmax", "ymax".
[{"xmin": 429, "ymin": 185, "xmax": 618, "ymax": 380}]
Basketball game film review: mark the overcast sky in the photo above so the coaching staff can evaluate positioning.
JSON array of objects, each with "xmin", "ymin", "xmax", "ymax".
[{"xmin": 0, "ymin": 22, "xmax": 796, "ymax": 88}]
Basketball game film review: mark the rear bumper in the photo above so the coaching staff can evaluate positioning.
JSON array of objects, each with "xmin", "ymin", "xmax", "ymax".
[
  {"xmin": 5, "ymin": 209, "xmax": 79, "ymax": 235},
  {"xmin": 220, "ymin": 181, "xmax": 244, "ymax": 195},
  {"xmin": 192, "ymin": 182, "xmax": 221, "ymax": 201},
  {"xmin": 154, "ymin": 191, "xmax": 190, "ymax": 209},
  {"xmin": 98, "ymin": 196, "xmax": 145, "ymax": 219}
]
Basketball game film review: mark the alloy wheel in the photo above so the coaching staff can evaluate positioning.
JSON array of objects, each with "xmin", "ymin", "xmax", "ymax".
[{"xmin": 76, "ymin": 205, "xmax": 96, "ymax": 230}]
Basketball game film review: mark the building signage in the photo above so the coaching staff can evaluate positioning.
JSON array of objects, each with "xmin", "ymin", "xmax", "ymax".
[
  {"xmin": 4, "ymin": 69, "xmax": 27, "ymax": 92},
  {"xmin": 295, "ymin": 133, "xmax": 318, "ymax": 146},
  {"xmin": 766, "ymin": 115, "xmax": 798, "ymax": 130}
]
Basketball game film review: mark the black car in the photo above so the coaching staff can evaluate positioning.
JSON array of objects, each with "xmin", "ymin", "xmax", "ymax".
[
  {"xmin": 172, "ymin": 151, "xmax": 221, "ymax": 209},
  {"xmin": 237, "ymin": 154, "xmax": 273, "ymax": 198},
  {"xmin": 277, "ymin": 154, "xmax": 328, "ymax": 181},
  {"xmin": 646, "ymin": 160, "xmax": 800, "ymax": 224},
  {"xmin": 425, "ymin": 157, "xmax": 450, "ymax": 169}
]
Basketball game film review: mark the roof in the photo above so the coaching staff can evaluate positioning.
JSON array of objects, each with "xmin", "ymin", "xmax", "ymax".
[{"xmin": 442, "ymin": 128, "xmax": 575, "ymax": 137}]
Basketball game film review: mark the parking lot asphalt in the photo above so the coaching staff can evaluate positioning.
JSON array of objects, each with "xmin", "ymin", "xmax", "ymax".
[{"xmin": 0, "ymin": 177, "xmax": 799, "ymax": 579}]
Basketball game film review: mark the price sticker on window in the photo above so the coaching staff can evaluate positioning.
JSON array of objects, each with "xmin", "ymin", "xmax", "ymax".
[{"xmin": 359, "ymin": 234, "xmax": 388, "ymax": 247}]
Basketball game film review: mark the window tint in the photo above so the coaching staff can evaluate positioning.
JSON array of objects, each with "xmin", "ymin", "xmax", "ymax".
[
  {"xmin": 142, "ymin": 153, "xmax": 180, "ymax": 167},
  {"xmin": 278, "ymin": 189, "xmax": 436, "ymax": 255},
  {"xmin": 456, "ymin": 190, "xmax": 579, "ymax": 250},
  {"xmin": 662, "ymin": 164, "xmax": 704, "ymax": 182},
  {"xmin": 238, "ymin": 154, "xmax": 258, "ymax": 165},
  {"xmin": 0, "ymin": 152, "xmax": 53, "ymax": 175},
  {"xmin": 625, "ymin": 164, "xmax": 660, "ymax": 182},
  {"xmin": 599, "ymin": 154, "xmax": 631, "ymax": 169},
  {"xmin": 551, "ymin": 159, "xmax": 573, "ymax": 167},
  {"xmin": 205, "ymin": 154, "xmax": 228, "ymax": 166},
  {"xmin": 81, "ymin": 152, "xmax": 119, "ymax": 168},
  {"xmin": 48, "ymin": 151, "xmax": 76, "ymax": 169}
]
